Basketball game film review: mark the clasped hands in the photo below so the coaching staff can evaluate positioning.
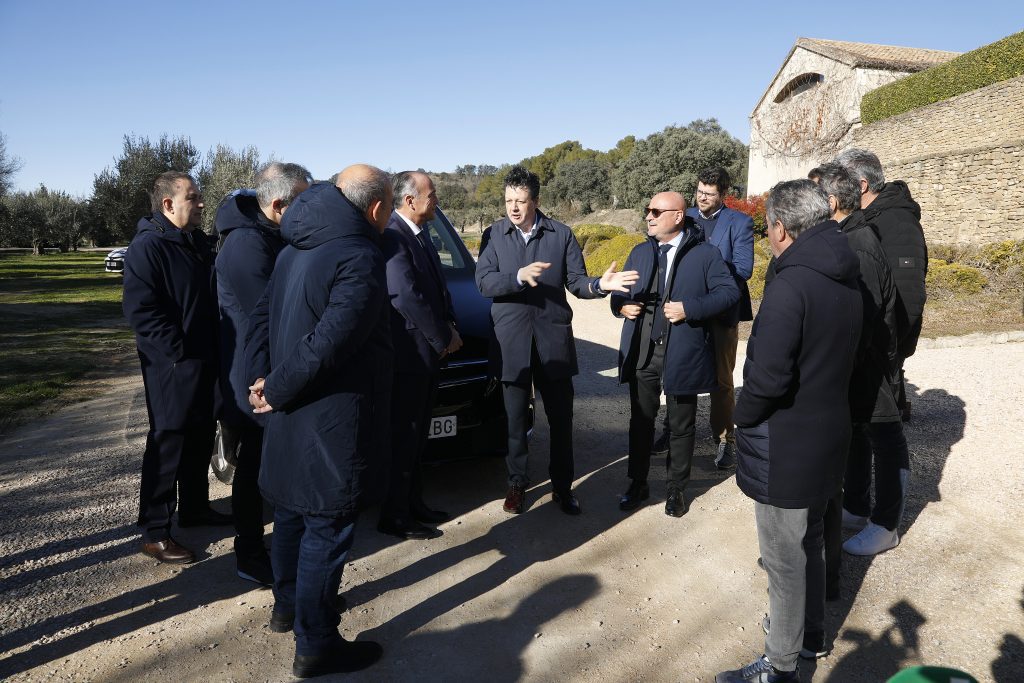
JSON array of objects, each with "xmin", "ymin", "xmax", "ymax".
[
  {"xmin": 619, "ymin": 299, "xmax": 687, "ymax": 323},
  {"xmin": 248, "ymin": 378, "xmax": 273, "ymax": 414}
]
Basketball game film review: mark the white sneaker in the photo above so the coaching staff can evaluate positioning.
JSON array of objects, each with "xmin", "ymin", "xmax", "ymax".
[
  {"xmin": 842, "ymin": 508, "xmax": 869, "ymax": 531},
  {"xmin": 843, "ymin": 522, "xmax": 899, "ymax": 556}
]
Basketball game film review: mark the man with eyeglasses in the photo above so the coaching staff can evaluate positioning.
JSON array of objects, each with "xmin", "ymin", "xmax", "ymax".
[
  {"xmin": 612, "ymin": 192, "xmax": 738, "ymax": 517},
  {"xmin": 685, "ymin": 167, "xmax": 754, "ymax": 471}
]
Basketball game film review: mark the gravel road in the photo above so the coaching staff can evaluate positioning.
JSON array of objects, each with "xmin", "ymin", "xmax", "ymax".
[{"xmin": 1, "ymin": 297, "xmax": 1022, "ymax": 682}]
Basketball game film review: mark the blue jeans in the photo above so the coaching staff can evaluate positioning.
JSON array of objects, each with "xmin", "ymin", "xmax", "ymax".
[
  {"xmin": 755, "ymin": 501, "xmax": 827, "ymax": 671},
  {"xmin": 271, "ymin": 505, "xmax": 357, "ymax": 656}
]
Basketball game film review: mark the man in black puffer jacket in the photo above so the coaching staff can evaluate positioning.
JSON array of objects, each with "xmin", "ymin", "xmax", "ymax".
[
  {"xmin": 836, "ymin": 148, "xmax": 928, "ymax": 420},
  {"xmin": 215, "ymin": 162, "xmax": 311, "ymax": 586},
  {"xmin": 717, "ymin": 180, "xmax": 862, "ymax": 683}
]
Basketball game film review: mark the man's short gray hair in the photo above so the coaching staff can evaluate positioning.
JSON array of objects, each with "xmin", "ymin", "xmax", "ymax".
[
  {"xmin": 835, "ymin": 148, "xmax": 885, "ymax": 193},
  {"xmin": 339, "ymin": 166, "xmax": 391, "ymax": 212},
  {"xmin": 255, "ymin": 162, "xmax": 312, "ymax": 209},
  {"xmin": 766, "ymin": 179, "xmax": 831, "ymax": 239},
  {"xmin": 392, "ymin": 171, "xmax": 420, "ymax": 210},
  {"xmin": 814, "ymin": 162, "xmax": 860, "ymax": 214}
]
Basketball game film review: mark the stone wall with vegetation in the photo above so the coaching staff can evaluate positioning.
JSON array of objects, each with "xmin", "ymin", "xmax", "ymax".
[{"xmin": 851, "ymin": 74, "xmax": 1024, "ymax": 244}]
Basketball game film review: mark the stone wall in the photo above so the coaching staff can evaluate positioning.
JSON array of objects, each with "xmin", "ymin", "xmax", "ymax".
[{"xmin": 851, "ymin": 74, "xmax": 1024, "ymax": 244}]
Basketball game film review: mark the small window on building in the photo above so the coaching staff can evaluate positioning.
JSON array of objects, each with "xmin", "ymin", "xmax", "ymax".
[{"xmin": 774, "ymin": 73, "xmax": 824, "ymax": 103}]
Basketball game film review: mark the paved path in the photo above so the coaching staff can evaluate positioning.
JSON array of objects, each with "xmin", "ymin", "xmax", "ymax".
[{"xmin": 1, "ymin": 298, "xmax": 1022, "ymax": 682}]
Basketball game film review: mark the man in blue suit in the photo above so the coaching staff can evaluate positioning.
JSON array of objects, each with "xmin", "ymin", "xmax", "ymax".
[
  {"xmin": 687, "ymin": 167, "xmax": 754, "ymax": 470},
  {"xmin": 612, "ymin": 192, "xmax": 739, "ymax": 517},
  {"xmin": 377, "ymin": 171, "xmax": 462, "ymax": 540}
]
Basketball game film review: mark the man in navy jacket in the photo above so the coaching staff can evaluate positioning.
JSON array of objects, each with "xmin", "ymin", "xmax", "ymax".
[
  {"xmin": 215, "ymin": 162, "xmax": 311, "ymax": 585},
  {"xmin": 611, "ymin": 192, "xmax": 738, "ymax": 517},
  {"xmin": 378, "ymin": 171, "xmax": 462, "ymax": 541},
  {"xmin": 475, "ymin": 165, "xmax": 638, "ymax": 515},
  {"xmin": 245, "ymin": 166, "xmax": 391, "ymax": 678},
  {"xmin": 718, "ymin": 180, "xmax": 862, "ymax": 683},
  {"xmin": 686, "ymin": 167, "xmax": 754, "ymax": 470},
  {"xmin": 123, "ymin": 171, "xmax": 231, "ymax": 565}
]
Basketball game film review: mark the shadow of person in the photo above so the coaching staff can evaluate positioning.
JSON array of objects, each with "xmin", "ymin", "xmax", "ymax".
[
  {"xmin": 824, "ymin": 599, "xmax": 927, "ymax": 681},
  {"xmin": 990, "ymin": 586, "xmax": 1024, "ymax": 681},
  {"xmin": 359, "ymin": 574, "xmax": 599, "ymax": 682},
  {"xmin": 0, "ymin": 550, "xmax": 252, "ymax": 677},
  {"xmin": 346, "ymin": 336, "xmax": 733, "ymax": 639}
]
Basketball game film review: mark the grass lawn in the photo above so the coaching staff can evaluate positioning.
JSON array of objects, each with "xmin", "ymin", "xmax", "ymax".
[{"xmin": 0, "ymin": 252, "xmax": 135, "ymax": 434}]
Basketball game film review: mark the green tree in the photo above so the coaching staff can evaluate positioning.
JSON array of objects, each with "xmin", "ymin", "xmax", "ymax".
[
  {"xmin": 602, "ymin": 135, "xmax": 636, "ymax": 168},
  {"xmin": 36, "ymin": 185, "xmax": 84, "ymax": 252},
  {"xmin": 548, "ymin": 158, "xmax": 612, "ymax": 214},
  {"xmin": 1, "ymin": 190, "xmax": 48, "ymax": 253},
  {"xmin": 520, "ymin": 140, "xmax": 600, "ymax": 185},
  {"xmin": 89, "ymin": 134, "xmax": 199, "ymax": 244},
  {"xmin": 611, "ymin": 120, "xmax": 748, "ymax": 210},
  {"xmin": 195, "ymin": 144, "xmax": 262, "ymax": 234},
  {"xmin": 0, "ymin": 132, "xmax": 24, "ymax": 197},
  {"xmin": 436, "ymin": 180, "xmax": 468, "ymax": 211}
]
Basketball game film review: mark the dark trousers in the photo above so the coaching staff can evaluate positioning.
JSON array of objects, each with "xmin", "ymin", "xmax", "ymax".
[
  {"xmin": 271, "ymin": 504, "xmax": 357, "ymax": 656},
  {"xmin": 232, "ymin": 422, "xmax": 266, "ymax": 554},
  {"xmin": 845, "ymin": 420, "xmax": 910, "ymax": 531},
  {"xmin": 502, "ymin": 346, "xmax": 574, "ymax": 491},
  {"xmin": 823, "ymin": 490, "xmax": 842, "ymax": 597},
  {"xmin": 627, "ymin": 341, "xmax": 697, "ymax": 491},
  {"xmin": 381, "ymin": 369, "xmax": 438, "ymax": 520},
  {"xmin": 138, "ymin": 424, "xmax": 214, "ymax": 543}
]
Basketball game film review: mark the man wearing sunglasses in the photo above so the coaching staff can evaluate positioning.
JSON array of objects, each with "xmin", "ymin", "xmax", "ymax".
[
  {"xmin": 611, "ymin": 192, "xmax": 739, "ymax": 517},
  {"xmin": 687, "ymin": 167, "xmax": 754, "ymax": 471}
]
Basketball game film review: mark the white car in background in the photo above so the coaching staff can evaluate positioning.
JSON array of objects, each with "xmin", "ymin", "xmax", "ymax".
[{"xmin": 104, "ymin": 247, "xmax": 128, "ymax": 273}]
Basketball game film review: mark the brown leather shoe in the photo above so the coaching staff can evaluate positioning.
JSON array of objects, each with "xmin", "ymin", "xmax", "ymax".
[
  {"xmin": 141, "ymin": 538, "xmax": 195, "ymax": 564},
  {"xmin": 503, "ymin": 484, "xmax": 525, "ymax": 514}
]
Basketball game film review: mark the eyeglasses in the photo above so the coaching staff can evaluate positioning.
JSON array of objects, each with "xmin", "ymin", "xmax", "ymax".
[
  {"xmin": 695, "ymin": 190, "xmax": 719, "ymax": 199},
  {"xmin": 645, "ymin": 207, "xmax": 683, "ymax": 218}
]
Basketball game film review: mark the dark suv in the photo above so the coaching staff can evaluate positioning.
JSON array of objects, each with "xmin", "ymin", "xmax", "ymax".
[{"xmin": 211, "ymin": 208, "xmax": 513, "ymax": 482}]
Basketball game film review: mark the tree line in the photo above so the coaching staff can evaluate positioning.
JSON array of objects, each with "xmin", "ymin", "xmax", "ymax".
[{"xmin": 0, "ymin": 118, "xmax": 747, "ymax": 250}]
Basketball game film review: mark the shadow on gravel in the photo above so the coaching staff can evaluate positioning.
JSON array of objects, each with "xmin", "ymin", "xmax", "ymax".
[
  {"xmin": 824, "ymin": 383, "xmax": 968, "ymax": 680},
  {"xmin": 346, "ymin": 338, "xmax": 735, "ymax": 646},
  {"xmin": 990, "ymin": 587, "xmax": 1024, "ymax": 681},
  {"xmin": 0, "ymin": 551, "xmax": 248, "ymax": 678}
]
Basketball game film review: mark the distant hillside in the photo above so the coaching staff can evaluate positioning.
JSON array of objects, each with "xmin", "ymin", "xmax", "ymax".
[{"xmin": 571, "ymin": 208, "xmax": 645, "ymax": 232}]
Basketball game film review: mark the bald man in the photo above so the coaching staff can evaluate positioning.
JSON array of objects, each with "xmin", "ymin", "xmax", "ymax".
[
  {"xmin": 611, "ymin": 192, "xmax": 738, "ymax": 517},
  {"xmin": 245, "ymin": 165, "xmax": 392, "ymax": 678}
]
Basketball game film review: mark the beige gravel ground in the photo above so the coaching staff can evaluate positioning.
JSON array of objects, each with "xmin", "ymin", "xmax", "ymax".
[{"xmin": 1, "ymin": 297, "xmax": 1022, "ymax": 682}]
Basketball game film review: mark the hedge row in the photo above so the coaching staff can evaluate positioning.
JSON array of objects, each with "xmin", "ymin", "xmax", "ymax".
[
  {"xmin": 584, "ymin": 233, "xmax": 647, "ymax": 276},
  {"xmin": 861, "ymin": 31, "xmax": 1024, "ymax": 125}
]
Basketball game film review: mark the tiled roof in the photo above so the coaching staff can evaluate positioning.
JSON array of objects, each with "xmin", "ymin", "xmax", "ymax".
[{"xmin": 796, "ymin": 38, "xmax": 960, "ymax": 72}]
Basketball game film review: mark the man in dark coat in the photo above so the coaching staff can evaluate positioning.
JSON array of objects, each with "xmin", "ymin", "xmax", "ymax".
[
  {"xmin": 611, "ymin": 191, "xmax": 738, "ymax": 517},
  {"xmin": 717, "ymin": 180, "xmax": 862, "ymax": 683},
  {"xmin": 814, "ymin": 161, "xmax": 911, "ymax": 559},
  {"xmin": 245, "ymin": 165, "xmax": 391, "ymax": 678},
  {"xmin": 123, "ymin": 171, "xmax": 231, "ymax": 565},
  {"xmin": 377, "ymin": 171, "xmax": 462, "ymax": 541},
  {"xmin": 685, "ymin": 167, "xmax": 754, "ymax": 470},
  {"xmin": 836, "ymin": 148, "xmax": 928, "ymax": 421},
  {"xmin": 215, "ymin": 162, "xmax": 311, "ymax": 585},
  {"xmin": 475, "ymin": 165, "xmax": 638, "ymax": 515}
]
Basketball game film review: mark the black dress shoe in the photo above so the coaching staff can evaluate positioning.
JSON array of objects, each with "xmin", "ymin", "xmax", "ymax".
[
  {"xmin": 410, "ymin": 501, "xmax": 450, "ymax": 524},
  {"xmin": 552, "ymin": 490, "xmax": 582, "ymax": 515},
  {"xmin": 503, "ymin": 485, "xmax": 526, "ymax": 514},
  {"xmin": 619, "ymin": 480, "xmax": 650, "ymax": 511},
  {"xmin": 377, "ymin": 518, "xmax": 442, "ymax": 540},
  {"xmin": 178, "ymin": 507, "xmax": 234, "ymax": 527},
  {"xmin": 292, "ymin": 638, "xmax": 383, "ymax": 677},
  {"xmin": 141, "ymin": 537, "xmax": 195, "ymax": 564},
  {"xmin": 236, "ymin": 548, "xmax": 274, "ymax": 586},
  {"xmin": 664, "ymin": 489, "xmax": 689, "ymax": 518}
]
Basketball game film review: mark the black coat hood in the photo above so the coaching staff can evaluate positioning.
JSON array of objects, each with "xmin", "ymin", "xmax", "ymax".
[
  {"xmin": 863, "ymin": 181, "xmax": 921, "ymax": 223},
  {"xmin": 774, "ymin": 219, "xmax": 861, "ymax": 286},
  {"xmin": 281, "ymin": 182, "xmax": 379, "ymax": 250}
]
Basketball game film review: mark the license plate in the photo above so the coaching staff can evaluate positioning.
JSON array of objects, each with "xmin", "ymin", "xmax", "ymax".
[{"xmin": 427, "ymin": 415, "xmax": 457, "ymax": 439}]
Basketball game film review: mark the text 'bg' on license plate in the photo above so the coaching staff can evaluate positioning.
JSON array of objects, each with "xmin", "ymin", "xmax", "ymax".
[{"xmin": 427, "ymin": 415, "xmax": 457, "ymax": 439}]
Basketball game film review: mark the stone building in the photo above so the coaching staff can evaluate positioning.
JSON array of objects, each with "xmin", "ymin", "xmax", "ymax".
[{"xmin": 747, "ymin": 38, "xmax": 958, "ymax": 195}]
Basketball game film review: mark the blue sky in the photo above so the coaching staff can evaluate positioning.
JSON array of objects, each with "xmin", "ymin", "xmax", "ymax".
[{"xmin": 1, "ymin": 0, "xmax": 1021, "ymax": 196}]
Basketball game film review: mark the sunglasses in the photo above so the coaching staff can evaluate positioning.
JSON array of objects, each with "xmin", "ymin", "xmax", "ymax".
[{"xmin": 645, "ymin": 207, "xmax": 683, "ymax": 218}]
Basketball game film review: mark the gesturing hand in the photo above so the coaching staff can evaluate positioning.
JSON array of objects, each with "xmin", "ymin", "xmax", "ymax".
[
  {"xmin": 599, "ymin": 261, "xmax": 640, "ymax": 293},
  {"xmin": 517, "ymin": 261, "xmax": 551, "ymax": 287}
]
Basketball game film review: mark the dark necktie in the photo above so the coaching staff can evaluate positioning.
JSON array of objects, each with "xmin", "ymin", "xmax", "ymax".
[
  {"xmin": 417, "ymin": 230, "xmax": 445, "ymax": 291},
  {"xmin": 650, "ymin": 243, "xmax": 672, "ymax": 344}
]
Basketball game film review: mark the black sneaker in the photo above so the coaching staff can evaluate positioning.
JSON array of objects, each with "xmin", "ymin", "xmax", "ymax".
[
  {"xmin": 236, "ymin": 550, "xmax": 273, "ymax": 587},
  {"xmin": 715, "ymin": 442, "xmax": 736, "ymax": 470},
  {"xmin": 292, "ymin": 639, "xmax": 382, "ymax": 678},
  {"xmin": 761, "ymin": 615, "xmax": 831, "ymax": 659},
  {"xmin": 716, "ymin": 655, "xmax": 797, "ymax": 682}
]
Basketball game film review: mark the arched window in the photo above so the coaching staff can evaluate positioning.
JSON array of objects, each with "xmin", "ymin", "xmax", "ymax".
[{"xmin": 774, "ymin": 73, "xmax": 824, "ymax": 103}]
